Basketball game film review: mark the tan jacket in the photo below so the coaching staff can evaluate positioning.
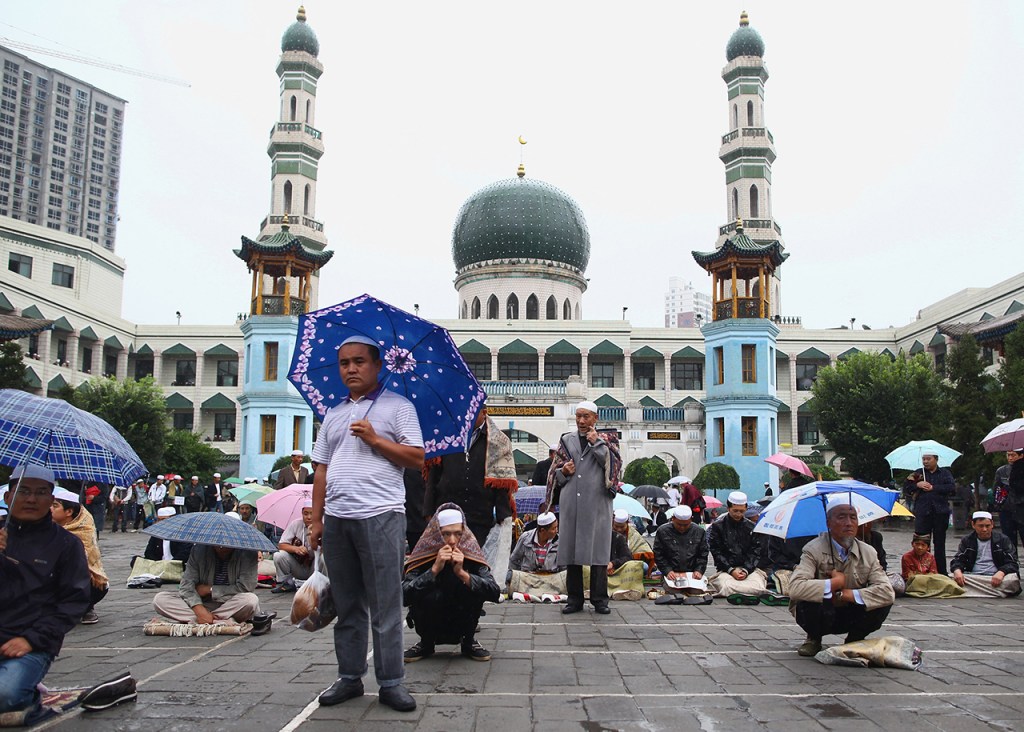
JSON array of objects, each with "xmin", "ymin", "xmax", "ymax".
[{"xmin": 788, "ymin": 534, "xmax": 895, "ymax": 612}]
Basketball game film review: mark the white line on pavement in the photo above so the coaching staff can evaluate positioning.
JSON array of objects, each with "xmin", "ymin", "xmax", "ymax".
[
  {"xmin": 402, "ymin": 691, "xmax": 1024, "ymax": 699},
  {"xmin": 277, "ymin": 648, "xmax": 374, "ymax": 732},
  {"xmin": 504, "ymin": 648, "xmax": 1023, "ymax": 655},
  {"xmin": 481, "ymin": 622, "xmax": 1021, "ymax": 628}
]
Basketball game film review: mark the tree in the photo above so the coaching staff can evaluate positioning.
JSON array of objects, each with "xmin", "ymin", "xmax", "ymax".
[
  {"xmin": 800, "ymin": 464, "xmax": 839, "ymax": 482},
  {"xmin": 623, "ymin": 457, "xmax": 669, "ymax": 487},
  {"xmin": 943, "ymin": 334, "xmax": 998, "ymax": 485},
  {"xmin": 811, "ymin": 352, "xmax": 944, "ymax": 483},
  {"xmin": 163, "ymin": 429, "xmax": 225, "ymax": 481},
  {"xmin": 0, "ymin": 341, "xmax": 30, "ymax": 390},
  {"xmin": 693, "ymin": 462, "xmax": 740, "ymax": 494},
  {"xmin": 998, "ymin": 324, "xmax": 1024, "ymax": 419},
  {"xmin": 72, "ymin": 377, "xmax": 168, "ymax": 474}
]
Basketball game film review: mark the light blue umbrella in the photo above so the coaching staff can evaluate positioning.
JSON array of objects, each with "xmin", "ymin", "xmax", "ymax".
[
  {"xmin": 884, "ymin": 440, "xmax": 961, "ymax": 471},
  {"xmin": 144, "ymin": 511, "xmax": 277, "ymax": 552},
  {"xmin": 619, "ymin": 483, "xmax": 635, "ymax": 495},
  {"xmin": 753, "ymin": 480, "xmax": 902, "ymax": 539},
  {"xmin": 613, "ymin": 494, "xmax": 651, "ymax": 521}
]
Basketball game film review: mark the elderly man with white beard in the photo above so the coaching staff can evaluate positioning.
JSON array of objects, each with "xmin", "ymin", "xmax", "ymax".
[{"xmin": 788, "ymin": 497, "xmax": 896, "ymax": 657}]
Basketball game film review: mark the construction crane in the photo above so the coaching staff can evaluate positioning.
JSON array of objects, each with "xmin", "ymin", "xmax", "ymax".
[{"xmin": 0, "ymin": 35, "xmax": 190, "ymax": 88}]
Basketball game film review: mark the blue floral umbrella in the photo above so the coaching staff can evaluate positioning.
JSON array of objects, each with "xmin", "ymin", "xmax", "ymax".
[
  {"xmin": 288, "ymin": 294, "xmax": 486, "ymax": 458},
  {"xmin": 144, "ymin": 511, "xmax": 277, "ymax": 553}
]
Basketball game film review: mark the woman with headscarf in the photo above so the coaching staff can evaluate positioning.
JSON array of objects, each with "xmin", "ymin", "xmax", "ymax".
[
  {"xmin": 51, "ymin": 487, "xmax": 109, "ymax": 625},
  {"xmin": 402, "ymin": 503, "xmax": 499, "ymax": 663}
]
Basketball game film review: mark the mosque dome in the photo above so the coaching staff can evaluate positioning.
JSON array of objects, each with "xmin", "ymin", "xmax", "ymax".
[
  {"xmin": 281, "ymin": 6, "xmax": 320, "ymax": 57},
  {"xmin": 726, "ymin": 11, "xmax": 765, "ymax": 62},
  {"xmin": 451, "ymin": 175, "xmax": 591, "ymax": 273}
]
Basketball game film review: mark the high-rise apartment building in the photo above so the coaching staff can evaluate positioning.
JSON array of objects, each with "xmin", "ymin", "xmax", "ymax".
[
  {"xmin": 664, "ymin": 276, "xmax": 712, "ymax": 328},
  {"xmin": 0, "ymin": 46, "xmax": 126, "ymax": 251}
]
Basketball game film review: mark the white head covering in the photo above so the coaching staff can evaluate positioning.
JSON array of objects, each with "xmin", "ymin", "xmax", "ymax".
[
  {"xmin": 174, "ymin": 474, "xmax": 182, "ymax": 481},
  {"xmin": 191, "ymin": 476, "xmax": 199, "ymax": 481},
  {"xmin": 11, "ymin": 464, "xmax": 56, "ymax": 486},
  {"xmin": 437, "ymin": 508, "xmax": 463, "ymax": 527},
  {"xmin": 727, "ymin": 491, "xmax": 748, "ymax": 506},
  {"xmin": 157, "ymin": 507, "xmax": 176, "ymax": 518},
  {"xmin": 973, "ymin": 511, "xmax": 993, "ymax": 521},
  {"xmin": 53, "ymin": 487, "xmax": 80, "ymax": 504},
  {"xmin": 225, "ymin": 511, "xmax": 242, "ymax": 521},
  {"xmin": 291, "ymin": 450, "xmax": 304, "ymax": 457},
  {"xmin": 671, "ymin": 505, "xmax": 693, "ymax": 520},
  {"xmin": 302, "ymin": 499, "xmax": 314, "ymax": 509},
  {"xmin": 825, "ymin": 494, "xmax": 856, "ymax": 512},
  {"xmin": 156, "ymin": 474, "xmax": 165, "ymax": 480},
  {"xmin": 340, "ymin": 335, "xmax": 380, "ymax": 350},
  {"xmin": 575, "ymin": 400, "xmax": 598, "ymax": 415},
  {"xmin": 213, "ymin": 473, "xmax": 221, "ymax": 478},
  {"xmin": 537, "ymin": 512, "xmax": 557, "ymax": 527},
  {"xmin": 613, "ymin": 508, "xmax": 630, "ymax": 524}
]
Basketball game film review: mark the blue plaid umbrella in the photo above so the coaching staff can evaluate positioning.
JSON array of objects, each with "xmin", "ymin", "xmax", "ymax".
[
  {"xmin": 514, "ymin": 485, "xmax": 547, "ymax": 516},
  {"xmin": 288, "ymin": 294, "xmax": 485, "ymax": 458},
  {"xmin": 0, "ymin": 389, "xmax": 146, "ymax": 486},
  {"xmin": 144, "ymin": 512, "xmax": 277, "ymax": 552}
]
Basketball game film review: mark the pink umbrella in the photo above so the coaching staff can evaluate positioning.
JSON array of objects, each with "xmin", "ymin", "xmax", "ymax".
[
  {"xmin": 256, "ymin": 484, "xmax": 313, "ymax": 530},
  {"xmin": 703, "ymin": 496, "xmax": 723, "ymax": 509},
  {"xmin": 764, "ymin": 452, "xmax": 813, "ymax": 478}
]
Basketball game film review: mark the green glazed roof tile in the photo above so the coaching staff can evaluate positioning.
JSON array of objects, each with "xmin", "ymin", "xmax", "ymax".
[
  {"xmin": 546, "ymin": 339, "xmax": 580, "ymax": 355},
  {"xmin": 594, "ymin": 394, "xmax": 623, "ymax": 407},
  {"xmin": 590, "ymin": 339, "xmax": 623, "ymax": 356},
  {"xmin": 632, "ymin": 346, "xmax": 662, "ymax": 359},
  {"xmin": 499, "ymin": 338, "xmax": 538, "ymax": 356}
]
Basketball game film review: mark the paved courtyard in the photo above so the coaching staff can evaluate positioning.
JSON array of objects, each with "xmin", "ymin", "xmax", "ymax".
[{"xmin": 34, "ymin": 527, "xmax": 1024, "ymax": 732}]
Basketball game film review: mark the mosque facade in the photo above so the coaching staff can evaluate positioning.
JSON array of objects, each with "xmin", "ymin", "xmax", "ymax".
[{"xmin": 0, "ymin": 10, "xmax": 1022, "ymax": 491}]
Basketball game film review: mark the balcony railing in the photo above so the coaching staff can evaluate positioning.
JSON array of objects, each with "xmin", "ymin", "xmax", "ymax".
[
  {"xmin": 260, "ymin": 214, "xmax": 324, "ymax": 233},
  {"xmin": 715, "ymin": 298, "xmax": 763, "ymax": 320},
  {"xmin": 255, "ymin": 295, "xmax": 307, "ymax": 316},
  {"xmin": 720, "ymin": 127, "xmax": 774, "ymax": 145},
  {"xmin": 272, "ymin": 121, "xmax": 323, "ymax": 140},
  {"xmin": 719, "ymin": 219, "xmax": 783, "ymax": 236},
  {"xmin": 598, "ymin": 407, "xmax": 626, "ymax": 421},
  {"xmin": 642, "ymin": 408, "xmax": 686, "ymax": 422},
  {"xmin": 482, "ymin": 381, "xmax": 567, "ymax": 397}
]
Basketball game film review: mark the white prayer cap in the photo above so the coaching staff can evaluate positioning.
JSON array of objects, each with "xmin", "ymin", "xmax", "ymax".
[
  {"xmin": 727, "ymin": 491, "xmax": 748, "ymax": 505},
  {"xmin": 245, "ymin": 477, "xmax": 255, "ymax": 483},
  {"xmin": 11, "ymin": 464, "xmax": 56, "ymax": 486},
  {"xmin": 136, "ymin": 478, "xmax": 146, "ymax": 484},
  {"xmin": 671, "ymin": 505, "xmax": 693, "ymax": 520},
  {"xmin": 191, "ymin": 476, "xmax": 199, "ymax": 481},
  {"xmin": 174, "ymin": 474, "xmax": 182, "ymax": 480},
  {"xmin": 302, "ymin": 499, "xmax": 314, "ymax": 509},
  {"xmin": 575, "ymin": 400, "xmax": 598, "ymax": 415},
  {"xmin": 213, "ymin": 473, "xmax": 221, "ymax": 478},
  {"xmin": 340, "ymin": 335, "xmax": 380, "ymax": 350},
  {"xmin": 157, "ymin": 507, "xmax": 176, "ymax": 518},
  {"xmin": 973, "ymin": 511, "xmax": 993, "ymax": 521},
  {"xmin": 156, "ymin": 474, "xmax": 165, "ymax": 480},
  {"xmin": 613, "ymin": 508, "xmax": 630, "ymax": 524},
  {"xmin": 537, "ymin": 512, "xmax": 557, "ymax": 527},
  {"xmin": 53, "ymin": 487, "xmax": 80, "ymax": 504},
  {"xmin": 291, "ymin": 450, "xmax": 304, "ymax": 457},
  {"xmin": 225, "ymin": 511, "xmax": 242, "ymax": 521},
  {"xmin": 437, "ymin": 508, "xmax": 463, "ymax": 527},
  {"xmin": 825, "ymin": 494, "xmax": 856, "ymax": 511}
]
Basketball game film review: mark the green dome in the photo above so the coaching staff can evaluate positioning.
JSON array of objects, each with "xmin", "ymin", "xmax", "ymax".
[
  {"xmin": 452, "ymin": 176, "xmax": 590, "ymax": 272},
  {"xmin": 281, "ymin": 7, "xmax": 319, "ymax": 57},
  {"xmin": 726, "ymin": 12, "xmax": 765, "ymax": 61}
]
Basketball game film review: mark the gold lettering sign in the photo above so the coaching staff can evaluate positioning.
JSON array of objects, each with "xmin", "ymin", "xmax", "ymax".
[
  {"xmin": 486, "ymin": 406, "xmax": 555, "ymax": 417},
  {"xmin": 647, "ymin": 431, "xmax": 681, "ymax": 441}
]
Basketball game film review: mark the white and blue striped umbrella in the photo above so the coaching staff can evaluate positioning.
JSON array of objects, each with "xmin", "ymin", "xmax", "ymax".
[
  {"xmin": 144, "ymin": 511, "xmax": 278, "ymax": 552},
  {"xmin": 753, "ymin": 480, "xmax": 902, "ymax": 539},
  {"xmin": 0, "ymin": 389, "xmax": 146, "ymax": 486}
]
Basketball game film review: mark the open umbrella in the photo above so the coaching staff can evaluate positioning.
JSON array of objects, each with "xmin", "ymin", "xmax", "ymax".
[
  {"xmin": 703, "ymin": 496, "xmax": 723, "ymax": 509},
  {"xmin": 144, "ymin": 511, "xmax": 277, "ymax": 552},
  {"xmin": 981, "ymin": 418, "xmax": 1024, "ymax": 453},
  {"xmin": 630, "ymin": 484, "xmax": 670, "ymax": 501},
  {"xmin": 256, "ymin": 484, "xmax": 314, "ymax": 530},
  {"xmin": 224, "ymin": 476, "xmax": 245, "ymax": 486},
  {"xmin": 514, "ymin": 485, "xmax": 547, "ymax": 516},
  {"xmin": 666, "ymin": 475, "xmax": 691, "ymax": 485},
  {"xmin": 619, "ymin": 483, "xmax": 635, "ymax": 494},
  {"xmin": 228, "ymin": 485, "xmax": 273, "ymax": 504},
  {"xmin": 765, "ymin": 452, "xmax": 813, "ymax": 478},
  {"xmin": 753, "ymin": 480, "xmax": 902, "ymax": 539},
  {"xmin": 885, "ymin": 440, "xmax": 961, "ymax": 471},
  {"xmin": 613, "ymin": 494, "xmax": 651, "ymax": 521},
  {"xmin": 288, "ymin": 293, "xmax": 485, "ymax": 458}
]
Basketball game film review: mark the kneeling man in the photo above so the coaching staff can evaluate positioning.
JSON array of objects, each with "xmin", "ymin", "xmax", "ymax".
[
  {"xmin": 403, "ymin": 504, "xmax": 499, "ymax": 662},
  {"xmin": 653, "ymin": 505, "xmax": 709, "ymax": 594},
  {"xmin": 950, "ymin": 511, "xmax": 1021, "ymax": 598},
  {"xmin": 789, "ymin": 498, "xmax": 895, "ymax": 656},
  {"xmin": 706, "ymin": 491, "xmax": 766, "ymax": 597}
]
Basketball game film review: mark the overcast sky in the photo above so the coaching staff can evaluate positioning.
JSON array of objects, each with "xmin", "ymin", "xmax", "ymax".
[{"xmin": 3, "ymin": 2, "xmax": 1022, "ymax": 330}]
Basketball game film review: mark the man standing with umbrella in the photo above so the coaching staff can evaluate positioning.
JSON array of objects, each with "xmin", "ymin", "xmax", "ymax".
[
  {"xmin": 905, "ymin": 452, "xmax": 956, "ymax": 575},
  {"xmin": 547, "ymin": 400, "xmax": 622, "ymax": 615},
  {"xmin": 310, "ymin": 335, "xmax": 424, "ymax": 713}
]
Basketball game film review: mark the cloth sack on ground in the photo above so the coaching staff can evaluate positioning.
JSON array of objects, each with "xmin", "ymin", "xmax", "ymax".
[
  {"xmin": 127, "ymin": 558, "xmax": 183, "ymax": 583},
  {"xmin": 126, "ymin": 573, "xmax": 163, "ymax": 589},
  {"xmin": 904, "ymin": 573, "xmax": 965, "ymax": 599},
  {"xmin": 508, "ymin": 569, "xmax": 568, "ymax": 596},
  {"xmin": 290, "ymin": 551, "xmax": 336, "ymax": 631},
  {"xmin": 814, "ymin": 636, "xmax": 922, "ymax": 670},
  {"xmin": 510, "ymin": 592, "xmax": 568, "ymax": 603},
  {"xmin": 583, "ymin": 560, "xmax": 645, "ymax": 600},
  {"xmin": 143, "ymin": 619, "xmax": 252, "ymax": 636}
]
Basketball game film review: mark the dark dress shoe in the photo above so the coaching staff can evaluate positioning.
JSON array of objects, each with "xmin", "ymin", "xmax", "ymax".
[
  {"xmin": 593, "ymin": 604, "xmax": 611, "ymax": 615},
  {"xmin": 562, "ymin": 603, "xmax": 583, "ymax": 615},
  {"xmin": 378, "ymin": 684, "xmax": 416, "ymax": 712},
  {"xmin": 318, "ymin": 679, "xmax": 364, "ymax": 706}
]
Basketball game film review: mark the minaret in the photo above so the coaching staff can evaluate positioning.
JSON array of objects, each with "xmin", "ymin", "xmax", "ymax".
[
  {"xmin": 260, "ymin": 6, "xmax": 327, "ymax": 306},
  {"xmin": 235, "ymin": 8, "xmax": 334, "ymax": 482},
  {"xmin": 716, "ymin": 11, "xmax": 784, "ymax": 316}
]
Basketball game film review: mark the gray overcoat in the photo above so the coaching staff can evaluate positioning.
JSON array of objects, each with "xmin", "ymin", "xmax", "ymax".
[{"xmin": 551, "ymin": 432, "xmax": 613, "ymax": 566}]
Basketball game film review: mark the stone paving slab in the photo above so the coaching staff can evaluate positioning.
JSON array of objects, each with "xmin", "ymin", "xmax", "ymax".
[{"xmin": 27, "ymin": 530, "xmax": 1024, "ymax": 731}]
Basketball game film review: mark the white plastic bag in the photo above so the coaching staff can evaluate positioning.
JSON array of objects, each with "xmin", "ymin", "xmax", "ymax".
[{"xmin": 290, "ymin": 550, "xmax": 336, "ymax": 631}]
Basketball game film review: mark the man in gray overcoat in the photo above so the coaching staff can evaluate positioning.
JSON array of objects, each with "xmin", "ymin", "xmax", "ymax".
[{"xmin": 547, "ymin": 401, "xmax": 622, "ymax": 615}]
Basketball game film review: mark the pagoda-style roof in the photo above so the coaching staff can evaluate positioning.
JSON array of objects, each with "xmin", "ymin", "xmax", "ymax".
[
  {"xmin": 0, "ymin": 314, "xmax": 53, "ymax": 342},
  {"xmin": 692, "ymin": 228, "xmax": 788, "ymax": 271},
  {"xmin": 939, "ymin": 310, "xmax": 1024, "ymax": 344},
  {"xmin": 235, "ymin": 227, "xmax": 334, "ymax": 270}
]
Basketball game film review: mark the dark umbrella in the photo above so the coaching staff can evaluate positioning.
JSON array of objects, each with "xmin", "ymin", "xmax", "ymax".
[
  {"xmin": 288, "ymin": 294, "xmax": 485, "ymax": 458},
  {"xmin": 144, "ymin": 512, "xmax": 277, "ymax": 553},
  {"xmin": 630, "ymin": 484, "xmax": 670, "ymax": 501}
]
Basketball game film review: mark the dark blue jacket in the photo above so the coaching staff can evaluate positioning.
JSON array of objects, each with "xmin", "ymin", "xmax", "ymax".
[
  {"xmin": 905, "ymin": 466, "xmax": 955, "ymax": 516},
  {"xmin": 0, "ymin": 512, "xmax": 91, "ymax": 656}
]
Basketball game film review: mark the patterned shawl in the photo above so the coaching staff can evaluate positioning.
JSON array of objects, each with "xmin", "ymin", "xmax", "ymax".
[
  {"xmin": 62, "ymin": 505, "xmax": 109, "ymax": 589},
  {"xmin": 405, "ymin": 502, "xmax": 489, "ymax": 573},
  {"xmin": 423, "ymin": 418, "xmax": 519, "ymax": 493},
  {"xmin": 545, "ymin": 430, "xmax": 623, "ymax": 507}
]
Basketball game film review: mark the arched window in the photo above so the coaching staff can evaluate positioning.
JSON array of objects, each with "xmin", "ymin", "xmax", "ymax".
[
  {"xmin": 487, "ymin": 295, "xmax": 499, "ymax": 319},
  {"xmin": 526, "ymin": 294, "xmax": 539, "ymax": 320},
  {"xmin": 563, "ymin": 299, "xmax": 572, "ymax": 320},
  {"xmin": 574, "ymin": 303, "xmax": 581, "ymax": 320},
  {"xmin": 471, "ymin": 297, "xmax": 481, "ymax": 319},
  {"xmin": 283, "ymin": 181, "xmax": 292, "ymax": 214},
  {"xmin": 290, "ymin": 95, "xmax": 297, "ymax": 122},
  {"xmin": 546, "ymin": 295, "xmax": 557, "ymax": 320},
  {"xmin": 732, "ymin": 104, "xmax": 738, "ymax": 130},
  {"xmin": 305, "ymin": 99, "xmax": 312, "ymax": 123},
  {"xmin": 303, "ymin": 184, "xmax": 310, "ymax": 216},
  {"xmin": 747, "ymin": 100, "xmax": 754, "ymax": 126},
  {"xmin": 731, "ymin": 188, "xmax": 739, "ymax": 220},
  {"xmin": 461, "ymin": 301, "xmax": 468, "ymax": 319},
  {"xmin": 506, "ymin": 294, "xmax": 519, "ymax": 320},
  {"xmin": 749, "ymin": 185, "xmax": 759, "ymax": 218}
]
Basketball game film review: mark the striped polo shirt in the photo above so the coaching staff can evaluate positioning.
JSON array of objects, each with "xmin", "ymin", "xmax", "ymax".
[{"xmin": 311, "ymin": 388, "xmax": 423, "ymax": 520}]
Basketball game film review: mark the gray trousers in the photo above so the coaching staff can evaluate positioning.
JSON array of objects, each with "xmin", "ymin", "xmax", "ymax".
[{"xmin": 322, "ymin": 512, "xmax": 405, "ymax": 689}]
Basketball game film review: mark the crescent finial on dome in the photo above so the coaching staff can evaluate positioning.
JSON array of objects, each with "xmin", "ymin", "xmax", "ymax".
[
  {"xmin": 297, "ymin": 6, "xmax": 307, "ymax": 22},
  {"xmin": 739, "ymin": 10, "xmax": 749, "ymax": 27}
]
